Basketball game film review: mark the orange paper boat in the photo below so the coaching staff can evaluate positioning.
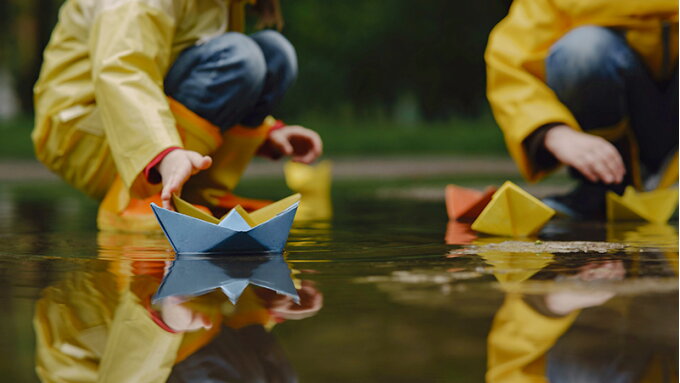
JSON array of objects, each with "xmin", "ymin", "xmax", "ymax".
[{"xmin": 445, "ymin": 185, "xmax": 497, "ymax": 221}]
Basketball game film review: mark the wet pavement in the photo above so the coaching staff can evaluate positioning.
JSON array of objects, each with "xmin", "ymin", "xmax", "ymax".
[{"xmin": 0, "ymin": 178, "xmax": 677, "ymax": 382}]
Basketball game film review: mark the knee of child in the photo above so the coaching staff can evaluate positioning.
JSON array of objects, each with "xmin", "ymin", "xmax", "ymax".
[
  {"xmin": 546, "ymin": 26, "xmax": 633, "ymax": 84},
  {"xmin": 209, "ymin": 32, "xmax": 268, "ymax": 89},
  {"xmin": 250, "ymin": 30, "xmax": 298, "ymax": 83}
]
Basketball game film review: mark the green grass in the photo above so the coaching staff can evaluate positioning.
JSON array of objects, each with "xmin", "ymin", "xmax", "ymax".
[
  {"xmin": 0, "ymin": 113, "xmax": 508, "ymax": 159},
  {"xmin": 302, "ymin": 112, "xmax": 507, "ymax": 157},
  {"xmin": 0, "ymin": 116, "xmax": 35, "ymax": 159}
]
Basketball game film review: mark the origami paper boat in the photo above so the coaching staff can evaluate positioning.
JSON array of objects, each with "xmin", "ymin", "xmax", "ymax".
[
  {"xmin": 471, "ymin": 181, "xmax": 555, "ymax": 237},
  {"xmin": 151, "ymin": 194, "xmax": 301, "ymax": 254},
  {"xmin": 284, "ymin": 160, "xmax": 333, "ymax": 221},
  {"xmin": 606, "ymin": 186, "xmax": 678, "ymax": 224},
  {"xmin": 153, "ymin": 254, "xmax": 299, "ymax": 304},
  {"xmin": 445, "ymin": 185, "xmax": 497, "ymax": 221}
]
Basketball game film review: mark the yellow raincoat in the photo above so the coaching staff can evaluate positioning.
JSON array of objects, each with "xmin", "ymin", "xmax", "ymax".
[
  {"xmin": 33, "ymin": 0, "xmax": 261, "ymax": 199},
  {"xmin": 486, "ymin": 0, "xmax": 678, "ymax": 182},
  {"xmin": 34, "ymin": 267, "xmax": 275, "ymax": 382}
]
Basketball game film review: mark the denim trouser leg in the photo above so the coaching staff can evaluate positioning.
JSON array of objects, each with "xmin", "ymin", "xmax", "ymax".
[
  {"xmin": 546, "ymin": 26, "xmax": 678, "ymax": 177},
  {"xmin": 164, "ymin": 30, "xmax": 297, "ymax": 131}
]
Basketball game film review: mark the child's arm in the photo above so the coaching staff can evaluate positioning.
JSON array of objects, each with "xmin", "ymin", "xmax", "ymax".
[{"xmin": 90, "ymin": 1, "xmax": 183, "ymax": 197}]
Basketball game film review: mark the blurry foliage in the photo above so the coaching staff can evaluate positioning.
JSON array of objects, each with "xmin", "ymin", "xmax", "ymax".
[
  {"xmin": 2, "ymin": 0, "xmax": 509, "ymax": 120},
  {"xmin": 2, "ymin": 0, "xmax": 62, "ymax": 113},
  {"xmin": 278, "ymin": 0, "xmax": 509, "ymax": 121}
]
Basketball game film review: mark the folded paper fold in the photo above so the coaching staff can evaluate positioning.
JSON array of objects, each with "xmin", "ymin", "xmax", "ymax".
[
  {"xmin": 151, "ymin": 194, "xmax": 301, "ymax": 254},
  {"xmin": 445, "ymin": 185, "xmax": 497, "ymax": 221},
  {"xmin": 606, "ymin": 186, "xmax": 678, "ymax": 224},
  {"xmin": 471, "ymin": 181, "xmax": 555, "ymax": 237}
]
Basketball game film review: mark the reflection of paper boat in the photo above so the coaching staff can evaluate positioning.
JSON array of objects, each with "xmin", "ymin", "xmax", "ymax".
[
  {"xmin": 153, "ymin": 254, "xmax": 299, "ymax": 304},
  {"xmin": 151, "ymin": 194, "xmax": 301, "ymax": 254},
  {"xmin": 445, "ymin": 221, "xmax": 477, "ymax": 245},
  {"xmin": 445, "ymin": 185, "xmax": 496, "ymax": 221},
  {"xmin": 284, "ymin": 160, "xmax": 333, "ymax": 221},
  {"xmin": 478, "ymin": 249, "xmax": 553, "ymax": 285},
  {"xmin": 607, "ymin": 222, "xmax": 678, "ymax": 249},
  {"xmin": 471, "ymin": 181, "xmax": 555, "ymax": 237},
  {"xmin": 606, "ymin": 186, "xmax": 678, "ymax": 224}
]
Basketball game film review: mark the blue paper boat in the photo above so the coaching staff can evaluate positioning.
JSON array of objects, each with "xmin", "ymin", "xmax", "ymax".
[
  {"xmin": 151, "ymin": 194, "xmax": 301, "ymax": 254},
  {"xmin": 152, "ymin": 254, "xmax": 299, "ymax": 304}
]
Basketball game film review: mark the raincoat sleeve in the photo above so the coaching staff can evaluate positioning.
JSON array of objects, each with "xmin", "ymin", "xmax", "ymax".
[
  {"xmin": 98, "ymin": 290, "xmax": 183, "ymax": 383},
  {"xmin": 485, "ymin": 0, "xmax": 581, "ymax": 182},
  {"xmin": 90, "ymin": 0, "xmax": 184, "ymax": 197},
  {"xmin": 486, "ymin": 294, "xmax": 578, "ymax": 383}
]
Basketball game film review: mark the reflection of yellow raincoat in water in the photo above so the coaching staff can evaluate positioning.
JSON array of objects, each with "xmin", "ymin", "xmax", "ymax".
[
  {"xmin": 485, "ymin": 0, "xmax": 678, "ymax": 181},
  {"xmin": 486, "ymin": 242, "xmax": 679, "ymax": 382},
  {"xmin": 33, "ymin": 264, "xmax": 274, "ymax": 382},
  {"xmin": 32, "ymin": 0, "xmax": 267, "ymax": 199},
  {"xmin": 486, "ymin": 295, "xmax": 578, "ymax": 382}
]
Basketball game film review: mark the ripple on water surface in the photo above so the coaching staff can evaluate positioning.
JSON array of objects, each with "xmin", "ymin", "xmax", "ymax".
[{"xmin": 0, "ymin": 184, "xmax": 677, "ymax": 382}]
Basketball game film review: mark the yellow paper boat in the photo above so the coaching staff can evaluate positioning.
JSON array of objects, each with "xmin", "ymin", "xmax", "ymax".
[
  {"xmin": 606, "ymin": 186, "xmax": 678, "ymax": 224},
  {"xmin": 471, "ymin": 181, "xmax": 555, "ymax": 237},
  {"xmin": 284, "ymin": 160, "xmax": 332, "ymax": 221}
]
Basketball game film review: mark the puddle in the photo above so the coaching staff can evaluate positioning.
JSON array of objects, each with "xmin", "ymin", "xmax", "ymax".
[{"xmin": 0, "ymin": 180, "xmax": 677, "ymax": 382}]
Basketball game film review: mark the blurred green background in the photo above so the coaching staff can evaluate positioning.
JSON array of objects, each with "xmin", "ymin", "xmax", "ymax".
[{"xmin": 0, "ymin": 0, "xmax": 511, "ymax": 159}]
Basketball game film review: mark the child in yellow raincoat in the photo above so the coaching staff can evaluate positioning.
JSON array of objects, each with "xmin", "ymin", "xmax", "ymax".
[
  {"xmin": 32, "ymin": 0, "xmax": 322, "ymax": 231},
  {"xmin": 485, "ymin": 0, "xmax": 678, "ymax": 220}
]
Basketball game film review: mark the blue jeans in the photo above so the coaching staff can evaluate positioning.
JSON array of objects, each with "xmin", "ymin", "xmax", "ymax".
[
  {"xmin": 546, "ymin": 26, "xmax": 678, "ymax": 178},
  {"xmin": 165, "ymin": 30, "xmax": 297, "ymax": 130}
]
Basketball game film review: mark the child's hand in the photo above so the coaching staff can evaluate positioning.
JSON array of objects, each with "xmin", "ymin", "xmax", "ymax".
[
  {"xmin": 160, "ymin": 296, "xmax": 213, "ymax": 332},
  {"xmin": 260, "ymin": 125, "xmax": 323, "ymax": 164},
  {"xmin": 544, "ymin": 260, "xmax": 624, "ymax": 315},
  {"xmin": 158, "ymin": 149, "xmax": 212, "ymax": 210},
  {"xmin": 544, "ymin": 125, "xmax": 625, "ymax": 184}
]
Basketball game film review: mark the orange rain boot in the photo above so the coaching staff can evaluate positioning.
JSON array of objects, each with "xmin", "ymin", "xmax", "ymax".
[
  {"xmin": 178, "ymin": 103, "xmax": 277, "ymax": 215},
  {"xmin": 97, "ymin": 178, "xmax": 164, "ymax": 232},
  {"xmin": 97, "ymin": 177, "xmax": 214, "ymax": 232}
]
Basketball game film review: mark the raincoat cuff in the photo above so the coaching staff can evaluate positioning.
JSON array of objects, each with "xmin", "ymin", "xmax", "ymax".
[
  {"xmin": 144, "ymin": 147, "xmax": 182, "ymax": 184},
  {"xmin": 269, "ymin": 119, "xmax": 286, "ymax": 133},
  {"xmin": 523, "ymin": 123, "xmax": 561, "ymax": 173},
  {"xmin": 145, "ymin": 299, "xmax": 179, "ymax": 333}
]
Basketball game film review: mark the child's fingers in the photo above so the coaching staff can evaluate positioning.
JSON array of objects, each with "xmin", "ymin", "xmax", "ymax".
[
  {"xmin": 288, "ymin": 128, "xmax": 322, "ymax": 163},
  {"xmin": 304, "ymin": 130, "xmax": 323, "ymax": 156},
  {"xmin": 161, "ymin": 175, "xmax": 183, "ymax": 210},
  {"xmin": 575, "ymin": 162, "xmax": 598, "ymax": 183},
  {"xmin": 188, "ymin": 153, "xmax": 212, "ymax": 172},
  {"xmin": 294, "ymin": 149, "xmax": 318, "ymax": 164},
  {"xmin": 161, "ymin": 188, "xmax": 174, "ymax": 211},
  {"xmin": 270, "ymin": 132, "xmax": 294, "ymax": 156}
]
